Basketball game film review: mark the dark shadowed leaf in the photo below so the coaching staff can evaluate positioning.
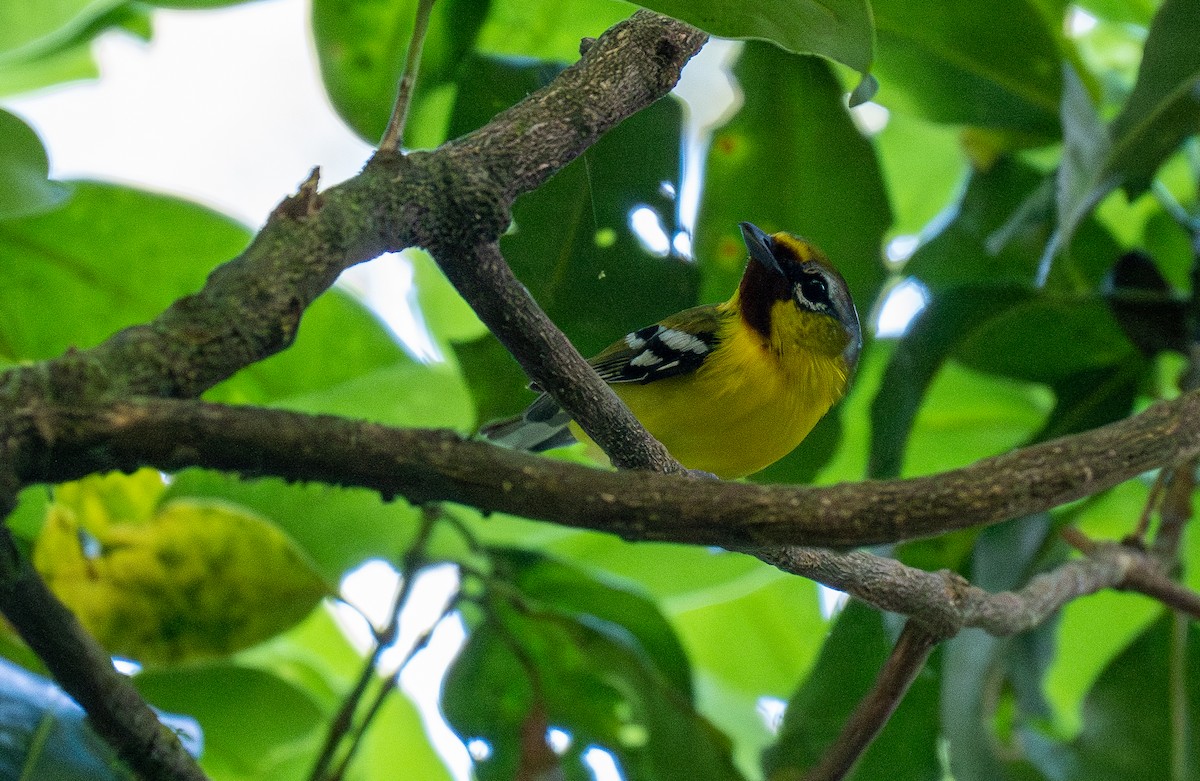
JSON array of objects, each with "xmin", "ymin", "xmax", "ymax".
[
  {"xmin": 637, "ymin": 0, "xmax": 875, "ymax": 78},
  {"xmin": 764, "ymin": 601, "xmax": 940, "ymax": 781},
  {"xmin": 697, "ymin": 43, "xmax": 890, "ymax": 309},
  {"xmin": 870, "ymin": 0, "xmax": 1063, "ymax": 137}
]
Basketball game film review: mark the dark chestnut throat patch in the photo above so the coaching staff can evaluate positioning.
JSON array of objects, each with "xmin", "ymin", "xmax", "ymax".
[{"xmin": 738, "ymin": 258, "xmax": 793, "ymax": 340}]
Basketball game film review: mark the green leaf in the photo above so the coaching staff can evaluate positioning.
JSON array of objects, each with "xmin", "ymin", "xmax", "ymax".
[
  {"xmin": 0, "ymin": 181, "xmax": 250, "ymax": 362},
  {"xmin": 135, "ymin": 664, "xmax": 326, "ymax": 779},
  {"xmin": 764, "ymin": 601, "xmax": 941, "ymax": 781},
  {"xmin": 941, "ymin": 517, "xmax": 1059, "ymax": 780},
  {"xmin": 875, "ymin": 111, "xmax": 967, "ymax": 236},
  {"xmin": 492, "ymin": 547, "xmax": 694, "ymax": 698},
  {"xmin": 868, "ymin": 284, "xmax": 1034, "ymax": 478},
  {"xmin": 1041, "ymin": 64, "xmax": 1114, "ymax": 282},
  {"xmin": 1107, "ymin": 0, "xmax": 1200, "ymax": 197},
  {"xmin": 1054, "ymin": 614, "xmax": 1200, "ymax": 781},
  {"xmin": 0, "ymin": 0, "xmax": 125, "ymax": 61},
  {"xmin": 311, "ymin": 0, "xmax": 489, "ymax": 142},
  {"xmin": 953, "ymin": 297, "xmax": 1138, "ymax": 384},
  {"xmin": 637, "ymin": 0, "xmax": 875, "ymax": 79},
  {"xmin": 474, "ymin": 0, "xmax": 635, "ymax": 63},
  {"xmin": 0, "ymin": 109, "xmax": 71, "ymax": 219},
  {"xmin": 500, "ymin": 93, "xmax": 698, "ymax": 356},
  {"xmin": 452, "ymin": 333, "xmax": 535, "ymax": 425},
  {"xmin": 870, "ymin": 0, "xmax": 1063, "ymax": 137},
  {"xmin": 698, "ymin": 44, "xmax": 889, "ymax": 309},
  {"xmin": 0, "ymin": 41, "xmax": 96, "ymax": 98},
  {"xmin": 444, "ymin": 601, "xmax": 743, "ymax": 781},
  {"xmin": 358, "ymin": 691, "xmax": 454, "ymax": 781}
]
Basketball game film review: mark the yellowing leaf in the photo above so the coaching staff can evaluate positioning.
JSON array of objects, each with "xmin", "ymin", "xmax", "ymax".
[{"xmin": 35, "ymin": 472, "xmax": 332, "ymax": 666}]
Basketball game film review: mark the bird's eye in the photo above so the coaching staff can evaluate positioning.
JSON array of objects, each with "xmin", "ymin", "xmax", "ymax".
[{"xmin": 798, "ymin": 274, "xmax": 831, "ymax": 308}]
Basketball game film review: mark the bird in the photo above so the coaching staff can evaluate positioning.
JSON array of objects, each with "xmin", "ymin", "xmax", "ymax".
[{"xmin": 481, "ymin": 221, "xmax": 862, "ymax": 479}]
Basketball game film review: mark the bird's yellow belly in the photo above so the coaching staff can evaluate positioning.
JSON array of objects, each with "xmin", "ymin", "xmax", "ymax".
[{"xmin": 574, "ymin": 344, "xmax": 847, "ymax": 479}]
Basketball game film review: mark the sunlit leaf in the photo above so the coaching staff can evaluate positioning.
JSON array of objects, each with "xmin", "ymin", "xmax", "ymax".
[
  {"xmin": 475, "ymin": 0, "xmax": 635, "ymax": 63},
  {"xmin": 0, "ymin": 181, "xmax": 250, "ymax": 362},
  {"xmin": 35, "ymin": 471, "xmax": 332, "ymax": 665},
  {"xmin": 0, "ymin": 109, "xmax": 72, "ymax": 219},
  {"xmin": 0, "ymin": 0, "xmax": 125, "ymax": 60}
]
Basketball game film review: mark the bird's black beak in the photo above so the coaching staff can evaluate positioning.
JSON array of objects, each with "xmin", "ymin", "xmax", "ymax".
[{"xmin": 739, "ymin": 221, "xmax": 785, "ymax": 278}]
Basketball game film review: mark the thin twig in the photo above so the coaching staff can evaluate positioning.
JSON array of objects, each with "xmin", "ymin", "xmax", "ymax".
[
  {"xmin": 377, "ymin": 0, "xmax": 437, "ymax": 154},
  {"xmin": 802, "ymin": 621, "xmax": 940, "ymax": 781},
  {"xmin": 308, "ymin": 509, "xmax": 440, "ymax": 781}
]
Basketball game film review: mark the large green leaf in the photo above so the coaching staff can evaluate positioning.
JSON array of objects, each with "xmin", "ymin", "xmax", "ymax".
[
  {"xmin": 697, "ymin": 42, "xmax": 890, "ymax": 307},
  {"xmin": 500, "ymin": 92, "xmax": 697, "ymax": 357},
  {"xmin": 1107, "ymin": 0, "xmax": 1200, "ymax": 196},
  {"xmin": 444, "ymin": 599, "xmax": 743, "ymax": 781},
  {"xmin": 763, "ymin": 601, "xmax": 941, "ymax": 781},
  {"xmin": 0, "ymin": 109, "xmax": 71, "ymax": 219},
  {"xmin": 870, "ymin": 0, "xmax": 1063, "ymax": 137},
  {"xmin": 311, "ymin": 0, "xmax": 489, "ymax": 143},
  {"xmin": 638, "ymin": 0, "xmax": 874, "ymax": 79},
  {"xmin": 0, "ymin": 0, "xmax": 125, "ymax": 61},
  {"xmin": 1049, "ymin": 615, "xmax": 1200, "ymax": 781},
  {"xmin": 135, "ymin": 664, "xmax": 326, "ymax": 780},
  {"xmin": 0, "ymin": 181, "xmax": 250, "ymax": 362},
  {"xmin": 474, "ymin": 0, "xmax": 635, "ymax": 63},
  {"xmin": 875, "ymin": 111, "xmax": 967, "ymax": 236}
]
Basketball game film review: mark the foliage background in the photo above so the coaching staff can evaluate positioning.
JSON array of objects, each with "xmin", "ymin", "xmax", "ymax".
[{"xmin": 1, "ymin": 0, "xmax": 1199, "ymax": 779}]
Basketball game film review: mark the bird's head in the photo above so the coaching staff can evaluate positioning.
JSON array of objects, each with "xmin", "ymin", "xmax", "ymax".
[{"xmin": 736, "ymin": 221, "xmax": 862, "ymax": 368}]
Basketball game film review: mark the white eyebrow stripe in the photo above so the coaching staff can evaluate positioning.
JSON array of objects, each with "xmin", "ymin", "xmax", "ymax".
[{"xmin": 658, "ymin": 328, "xmax": 709, "ymax": 354}]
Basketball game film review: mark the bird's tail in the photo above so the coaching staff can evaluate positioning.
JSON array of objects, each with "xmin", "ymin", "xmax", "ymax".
[{"xmin": 479, "ymin": 394, "xmax": 577, "ymax": 452}]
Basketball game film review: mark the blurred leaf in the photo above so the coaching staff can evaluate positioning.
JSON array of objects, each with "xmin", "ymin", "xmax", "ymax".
[
  {"xmin": 312, "ymin": 0, "xmax": 489, "ymax": 142},
  {"xmin": 357, "ymin": 691, "xmax": 454, "ymax": 781},
  {"xmin": 870, "ymin": 0, "xmax": 1063, "ymax": 137},
  {"xmin": 905, "ymin": 362, "xmax": 1050, "ymax": 477},
  {"xmin": 493, "ymin": 547, "xmax": 694, "ymax": 697},
  {"xmin": 35, "ymin": 471, "xmax": 331, "ymax": 665},
  {"xmin": 1042, "ymin": 65, "xmax": 1113, "ymax": 281},
  {"xmin": 0, "ymin": 110, "xmax": 72, "ymax": 219},
  {"xmin": 408, "ymin": 248, "xmax": 488, "ymax": 346},
  {"xmin": 164, "ymin": 472, "xmax": 424, "ymax": 582},
  {"xmin": 1034, "ymin": 361, "xmax": 1144, "ymax": 442},
  {"xmin": 474, "ymin": 0, "xmax": 635, "ymax": 63},
  {"xmin": 0, "ymin": 40, "xmax": 96, "ymax": 96},
  {"xmin": 209, "ymin": 290, "xmax": 474, "ymax": 429},
  {"xmin": 453, "ymin": 332, "xmax": 535, "ymax": 424},
  {"xmin": 1108, "ymin": 0, "xmax": 1200, "ymax": 196},
  {"xmin": 875, "ymin": 112, "xmax": 967, "ymax": 236},
  {"xmin": 638, "ymin": 0, "xmax": 875, "ymax": 79},
  {"xmin": 953, "ymin": 297, "xmax": 1138, "ymax": 384},
  {"xmin": 0, "ymin": 181, "xmax": 249, "ymax": 362},
  {"xmin": 764, "ymin": 601, "xmax": 941, "ymax": 781},
  {"xmin": 501, "ymin": 95, "xmax": 698, "ymax": 356},
  {"xmin": 869, "ymin": 284, "xmax": 1032, "ymax": 478},
  {"xmin": 697, "ymin": 43, "xmax": 890, "ymax": 309},
  {"xmin": 444, "ymin": 600, "xmax": 743, "ymax": 781},
  {"xmin": 1055, "ymin": 615, "xmax": 1200, "ymax": 781},
  {"xmin": 1103, "ymin": 250, "xmax": 1189, "ymax": 356},
  {"xmin": 0, "ymin": 0, "xmax": 125, "ymax": 60},
  {"xmin": 941, "ymin": 517, "xmax": 1059, "ymax": 780},
  {"xmin": 136, "ymin": 663, "xmax": 326, "ymax": 780},
  {"xmin": 1074, "ymin": 0, "xmax": 1157, "ymax": 24}
]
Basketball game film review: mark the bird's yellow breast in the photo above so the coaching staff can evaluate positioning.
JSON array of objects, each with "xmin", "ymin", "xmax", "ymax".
[{"xmin": 577, "ymin": 301, "xmax": 853, "ymax": 479}]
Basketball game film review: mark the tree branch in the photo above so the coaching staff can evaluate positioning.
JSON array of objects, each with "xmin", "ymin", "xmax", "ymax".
[{"xmin": 15, "ymin": 392, "xmax": 1200, "ymax": 549}]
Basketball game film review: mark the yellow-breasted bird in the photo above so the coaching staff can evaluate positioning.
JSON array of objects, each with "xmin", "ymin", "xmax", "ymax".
[{"xmin": 482, "ymin": 222, "xmax": 862, "ymax": 479}]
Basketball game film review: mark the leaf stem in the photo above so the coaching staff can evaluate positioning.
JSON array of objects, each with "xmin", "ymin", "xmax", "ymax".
[{"xmin": 378, "ymin": 0, "xmax": 437, "ymax": 154}]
